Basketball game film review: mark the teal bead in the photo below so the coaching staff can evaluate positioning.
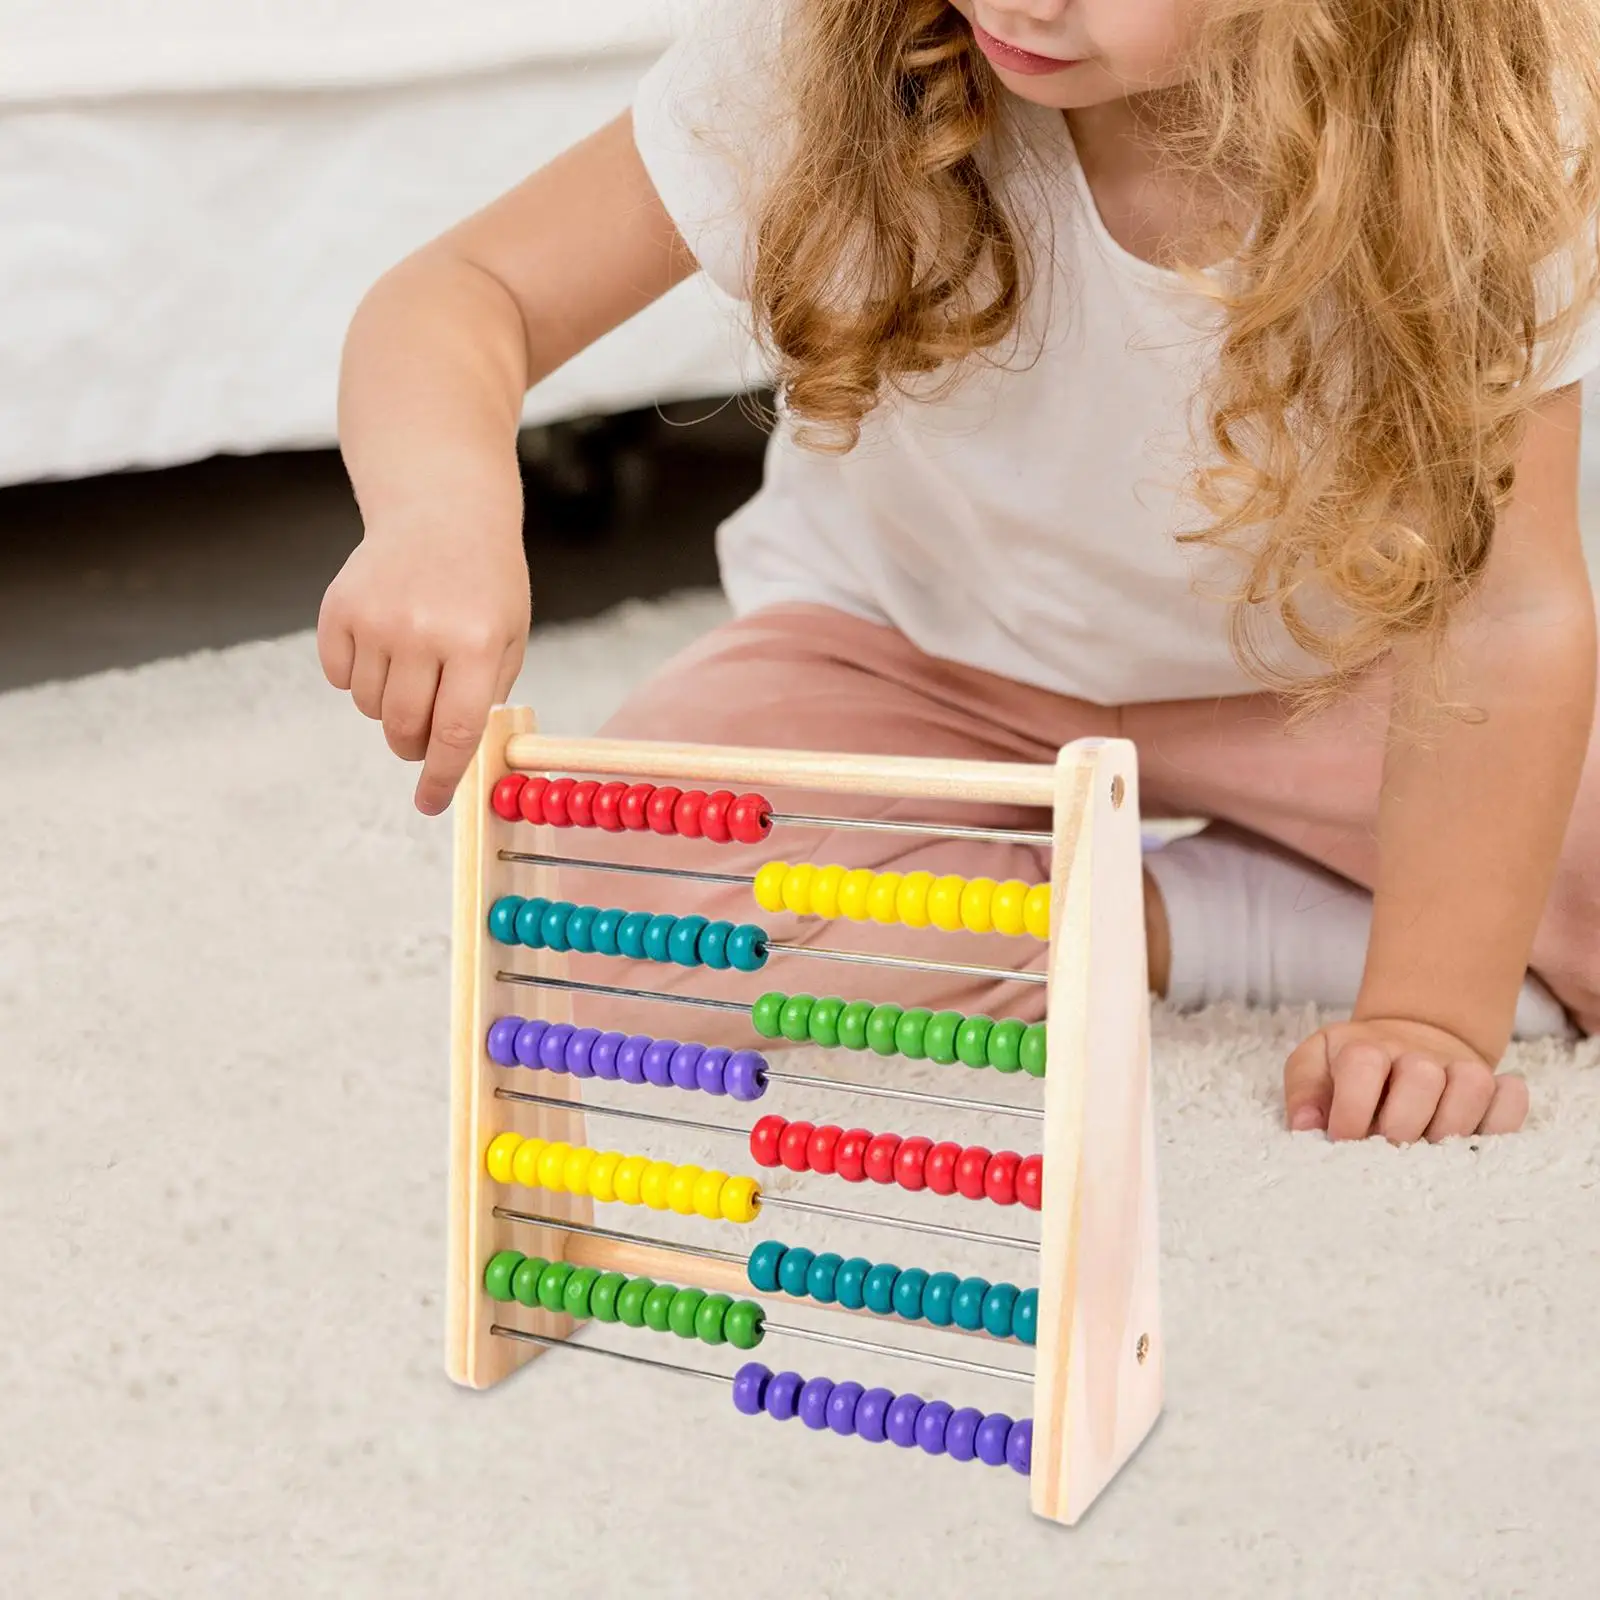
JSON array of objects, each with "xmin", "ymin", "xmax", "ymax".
[
  {"xmin": 925, "ymin": 1011, "xmax": 963, "ymax": 1065},
  {"xmin": 695, "ymin": 1293, "xmax": 733, "ymax": 1345},
  {"xmin": 668, "ymin": 915, "xmax": 708, "ymax": 967},
  {"xmin": 952, "ymin": 1276, "xmax": 990, "ymax": 1331},
  {"xmin": 779, "ymin": 994, "xmax": 815, "ymax": 1043},
  {"xmin": 1014, "ymin": 1288, "xmax": 1039, "ymax": 1346},
  {"xmin": 562, "ymin": 1265, "xmax": 601, "ymax": 1320},
  {"xmin": 642, "ymin": 1282, "xmax": 678, "ymax": 1333},
  {"xmin": 808, "ymin": 996, "xmax": 844, "ymax": 1047},
  {"xmin": 510, "ymin": 1255, "xmax": 550, "ymax": 1308},
  {"xmin": 643, "ymin": 913, "xmax": 678, "ymax": 963},
  {"xmin": 863, "ymin": 1263, "xmax": 900, "ymax": 1316},
  {"xmin": 894, "ymin": 1008, "xmax": 932, "ymax": 1059},
  {"xmin": 487, "ymin": 896, "xmax": 525, "ymax": 946},
  {"xmin": 616, "ymin": 912, "xmax": 651, "ymax": 960},
  {"xmin": 747, "ymin": 1239, "xmax": 787, "ymax": 1294},
  {"xmin": 1020, "ymin": 1023, "xmax": 1048, "ymax": 1078},
  {"xmin": 922, "ymin": 1271, "xmax": 959, "ymax": 1327},
  {"xmin": 564, "ymin": 904, "xmax": 598, "ymax": 954},
  {"xmin": 956, "ymin": 1016, "xmax": 994, "ymax": 1068},
  {"xmin": 866, "ymin": 1004, "xmax": 903, "ymax": 1056},
  {"xmin": 806, "ymin": 1252, "xmax": 844, "ymax": 1305},
  {"xmin": 987, "ymin": 1018, "xmax": 1025, "ymax": 1073},
  {"xmin": 750, "ymin": 993, "xmax": 786, "ymax": 1039},
  {"xmin": 835, "ymin": 1257, "xmax": 872, "ymax": 1310},
  {"xmin": 482, "ymin": 1248, "xmax": 523, "ymax": 1301},
  {"xmin": 726, "ymin": 924, "xmax": 769, "ymax": 972},
  {"xmin": 891, "ymin": 1266, "xmax": 929, "ymax": 1322},
  {"xmin": 982, "ymin": 1282, "xmax": 1019, "ymax": 1339},
  {"xmin": 537, "ymin": 1260, "xmax": 575, "ymax": 1314},
  {"xmin": 700, "ymin": 921, "xmax": 734, "ymax": 969},
  {"xmin": 590, "ymin": 908, "xmax": 626, "ymax": 957},
  {"xmin": 838, "ymin": 1000, "xmax": 874, "ymax": 1051},
  {"xmin": 776, "ymin": 1246, "xmax": 815, "ymax": 1299},
  {"xmin": 540, "ymin": 900, "xmax": 575, "ymax": 952},
  {"xmin": 513, "ymin": 897, "xmax": 550, "ymax": 948}
]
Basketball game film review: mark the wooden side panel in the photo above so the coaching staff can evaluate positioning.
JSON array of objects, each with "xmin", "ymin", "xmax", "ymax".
[
  {"xmin": 1030, "ymin": 739, "xmax": 1163, "ymax": 1525},
  {"xmin": 446, "ymin": 706, "xmax": 591, "ymax": 1389}
]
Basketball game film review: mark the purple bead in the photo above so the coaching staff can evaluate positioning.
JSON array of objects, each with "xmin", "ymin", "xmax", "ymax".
[
  {"xmin": 765, "ymin": 1371, "xmax": 804, "ymax": 1422},
  {"xmin": 669, "ymin": 1042, "xmax": 705, "ymax": 1092},
  {"xmin": 616, "ymin": 1035, "xmax": 650, "ymax": 1086},
  {"xmin": 975, "ymin": 1412, "xmax": 1012, "ymax": 1467},
  {"xmin": 590, "ymin": 1032, "xmax": 624, "ymax": 1082},
  {"xmin": 725, "ymin": 1050, "xmax": 768, "ymax": 1103},
  {"xmin": 731, "ymin": 1362, "xmax": 772, "ymax": 1417},
  {"xmin": 825, "ymin": 1381, "xmax": 864, "ymax": 1437},
  {"xmin": 1005, "ymin": 1418, "xmax": 1033, "ymax": 1477},
  {"xmin": 486, "ymin": 1017, "xmax": 523, "ymax": 1066},
  {"xmin": 696, "ymin": 1047, "xmax": 731, "ymax": 1096},
  {"xmin": 915, "ymin": 1399, "xmax": 953, "ymax": 1456},
  {"xmin": 797, "ymin": 1376, "xmax": 835, "ymax": 1431},
  {"xmin": 565, "ymin": 1027, "xmax": 600, "ymax": 1079},
  {"xmin": 856, "ymin": 1387, "xmax": 893, "ymax": 1443},
  {"xmin": 641, "ymin": 1038, "xmax": 678, "ymax": 1088},
  {"xmin": 886, "ymin": 1393, "xmax": 924, "ymax": 1448},
  {"xmin": 538, "ymin": 1022, "xmax": 575, "ymax": 1074},
  {"xmin": 945, "ymin": 1406, "xmax": 984, "ymax": 1463},
  {"xmin": 513, "ymin": 1020, "xmax": 549, "ymax": 1068}
]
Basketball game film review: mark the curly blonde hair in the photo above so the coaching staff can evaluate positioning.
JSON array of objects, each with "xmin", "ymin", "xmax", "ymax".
[{"xmin": 748, "ymin": 0, "xmax": 1600, "ymax": 701}]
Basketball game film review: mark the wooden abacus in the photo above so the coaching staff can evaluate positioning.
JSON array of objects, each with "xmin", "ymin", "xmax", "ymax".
[{"xmin": 447, "ymin": 707, "xmax": 1162, "ymax": 1525}]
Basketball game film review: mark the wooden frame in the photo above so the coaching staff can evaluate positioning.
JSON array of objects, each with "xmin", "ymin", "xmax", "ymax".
[{"xmin": 447, "ymin": 718, "xmax": 1162, "ymax": 1525}]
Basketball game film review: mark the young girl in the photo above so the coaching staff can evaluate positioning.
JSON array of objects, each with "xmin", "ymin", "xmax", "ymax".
[{"xmin": 324, "ymin": 0, "xmax": 1600, "ymax": 1145}]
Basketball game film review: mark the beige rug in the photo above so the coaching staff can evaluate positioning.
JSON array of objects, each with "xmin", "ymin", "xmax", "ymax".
[{"xmin": 3, "ymin": 589, "xmax": 1598, "ymax": 1599}]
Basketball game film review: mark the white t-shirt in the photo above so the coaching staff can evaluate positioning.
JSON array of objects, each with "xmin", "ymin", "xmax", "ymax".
[{"xmin": 631, "ymin": 17, "xmax": 1600, "ymax": 705}]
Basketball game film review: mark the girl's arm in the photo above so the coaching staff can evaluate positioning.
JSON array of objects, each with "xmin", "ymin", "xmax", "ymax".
[{"xmin": 322, "ymin": 113, "xmax": 698, "ymax": 815}]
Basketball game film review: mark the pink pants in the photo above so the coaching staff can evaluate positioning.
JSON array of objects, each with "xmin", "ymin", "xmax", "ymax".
[{"xmin": 562, "ymin": 604, "xmax": 1600, "ymax": 1035}]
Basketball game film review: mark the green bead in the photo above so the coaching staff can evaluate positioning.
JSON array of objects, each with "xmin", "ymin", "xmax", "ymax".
[
  {"xmin": 894, "ymin": 1008, "xmax": 932, "ymax": 1059},
  {"xmin": 779, "ymin": 994, "xmax": 816, "ymax": 1043},
  {"xmin": 643, "ymin": 913, "xmax": 678, "ymax": 963},
  {"xmin": 835, "ymin": 1257, "xmax": 872, "ymax": 1310},
  {"xmin": 808, "ymin": 996, "xmax": 844, "ymax": 1047},
  {"xmin": 1014, "ymin": 1288, "xmax": 1039, "ymax": 1346},
  {"xmin": 694, "ymin": 1293, "xmax": 733, "ymax": 1345},
  {"xmin": 806, "ymin": 1252, "xmax": 843, "ymax": 1304},
  {"xmin": 668, "ymin": 1287, "xmax": 707, "ymax": 1339},
  {"xmin": 565, "ymin": 904, "xmax": 598, "ymax": 955},
  {"xmin": 862, "ymin": 1263, "xmax": 900, "ymax": 1316},
  {"xmin": 747, "ymin": 1239, "xmax": 786, "ymax": 1294},
  {"xmin": 615, "ymin": 1276, "xmax": 655, "ymax": 1328},
  {"xmin": 925, "ymin": 1011, "xmax": 963, "ymax": 1065},
  {"xmin": 590, "ymin": 908, "xmax": 625, "ymax": 956},
  {"xmin": 866, "ymin": 1004, "xmax": 903, "ymax": 1056},
  {"xmin": 487, "ymin": 896, "xmax": 525, "ymax": 946},
  {"xmin": 982, "ymin": 1283, "xmax": 1019, "ymax": 1339},
  {"xmin": 751, "ymin": 992, "xmax": 787, "ymax": 1039},
  {"xmin": 537, "ymin": 1260, "xmax": 574, "ymax": 1314},
  {"xmin": 643, "ymin": 1282, "xmax": 679, "ymax": 1333},
  {"xmin": 668, "ymin": 915, "xmax": 708, "ymax": 967},
  {"xmin": 952, "ymin": 1276, "xmax": 990, "ymax": 1331},
  {"xmin": 540, "ymin": 900, "xmax": 575, "ymax": 953},
  {"xmin": 892, "ymin": 1266, "xmax": 929, "ymax": 1322},
  {"xmin": 726, "ymin": 924, "xmax": 768, "ymax": 973},
  {"xmin": 562, "ymin": 1265, "xmax": 601, "ymax": 1320},
  {"xmin": 616, "ymin": 912, "xmax": 651, "ymax": 960},
  {"xmin": 1020, "ymin": 1023, "xmax": 1049, "ymax": 1078},
  {"xmin": 838, "ymin": 1000, "xmax": 874, "ymax": 1051},
  {"xmin": 482, "ymin": 1249, "xmax": 524, "ymax": 1301},
  {"xmin": 922, "ymin": 1271, "xmax": 959, "ymax": 1327},
  {"xmin": 590, "ymin": 1271, "xmax": 628, "ymax": 1323},
  {"xmin": 724, "ymin": 1300, "xmax": 765, "ymax": 1351},
  {"xmin": 511, "ymin": 1256, "xmax": 550, "ymax": 1308},
  {"xmin": 956, "ymin": 1015, "xmax": 995, "ymax": 1068},
  {"xmin": 987, "ymin": 1018, "xmax": 1025, "ymax": 1073}
]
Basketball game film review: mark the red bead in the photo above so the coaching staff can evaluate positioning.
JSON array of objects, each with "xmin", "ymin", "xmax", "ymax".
[
  {"xmin": 1016, "ymin": 1153, "xmax": 1044, "ymax": 1212},
  {"xmin": 833, "ymin": 1128, "xmax": 872, "ymax": 1183},
  {"xmin": 674, "ymin": 790, "xmax": 708, "ymax": 838},
  {"xmin": 954, "ymin": 1145, "xmax": 992, "ymax": 1201},
  {"xmin": 491, "ymin": 774, "xmax": 527, "ymax": 821},
  {"xmin": 517, "ymin": 775, "xmax": 550, "ymax": 825},
  {"xmin": 862, "ymin": 1132, "xmax": 902, "ymax": 1186},
  {"xmin": 542, "ymin": 777, "xmax": 576, "ymax": 827},
  {"xmin": 749, "ymin": 1115, "xmax": 788, "ymax": 1169},
  {"xmin": 924, "ymin": 1141, "xmax": 963, "ymax": 1196},
  {"xmin": 983, "ymin": 1150, "xmax": 1021, "ymax": 1207},
  {"xmin": 778, "ymin": 1120, "xmax": 815, "ymax": 1173},
  {"xmin": 567, "ymin": 780, "xmax": 599, "ymax": 829},
  {"xmin": 646, "ymin": 786, "xmax": 683, "ymax": 836},
  {"xmin": 591, "ymin": 782, "xmax": 627, "ymax": 832},
  {"xmin": 700, "ymin": 790, "xmax": 735, "ymax": 844},
  {"xmin": 619, "ymin": 783, "xmax": 656, "ymax": 831},
  {"xmin": 728, "ymin": 793, "xmax": 773, "ymax": 844},
  {"xmin": 893, "ymin": 1136, "xmax": 933, "ymax": 1193},
  {"xmin": 806, "ymin": 1124, "xmax": 843, "ymax": 1175}
]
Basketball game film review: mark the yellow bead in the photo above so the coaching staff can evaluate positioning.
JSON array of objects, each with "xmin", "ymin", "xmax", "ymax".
[
  {"xmin": 719, "ymin": 1175, "xmax": 762, "ymax": 1224},
  {"xmin": 612, "ymin": 1154, "xmax": 648, "ymax": 1206},
  {"xmin": 959, "ymin": 876, "xmax": 996, "ymax": 934},
  {"xmin": 537, "ymin": 1141, "xmax": 572, "ymax": 1192},
  {"xmin": 640, "ymin": 1160, "xmax": 676, "ymax": 1211},
  {"xmin": 667, "ymin": 1165, "xmax": 703, "ymax": 1216},
  {"xmin": 694, "ymin": 1169, "xmax": 729, "ymax": 1220},
  {"xmin": 1024, "ymin": 882, "xmax": 1052, "ymax": 940},
  {"xmin": 511, "ymin": 1137, "xmax": 548, "ymax": 1189},
  {"xmin": 753, "ymin": 860, "xmax": 789, "ymax": 914},
  {"xmin": 587, "ymin": 1149, "xmax": 621, "ymax": 1203},
  {"xmin": 928, "ymin": 874, "xmax": 966, "ymax": 931},
  {"xmin": 562, "ymin": 1146, "xmax": 595, "ymax": 1196},
  {"xmin": 895, "ymin": 870, "xmax": 934, "ymax": 928},
  {"xmin": 484, "ymin": 1132, "xmax": 523, "ymax": 1185},
  {"xmin": 867, "ymin": 872, "xmax": 903, "ymax": 924},
  {"xmin": 838, "ymin": 868, "xmax": 875, "ymax": 921},
  {"xmin": 781, "ymin": 863, "xmax": 816, "ymax": 916},
  {"xmin": 811, "ymin": 864, "xmax": 845, "ymax": 920},
  {"xmin": 992, "ymin": 879, "xmax": 1029, "ymax": 936}
]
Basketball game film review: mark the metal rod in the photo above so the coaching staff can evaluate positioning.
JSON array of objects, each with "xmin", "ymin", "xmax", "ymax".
[
  {"xmin": 759, "ymin": 1319, "xmax": 1032, "ymax": 1385},
  {"xmin": 758, "ymin": 1192, "xmax": 1039, "ymax": 1254},
  {"xmin": 763, "ymin": 941, "xmax": 1047, "ymax": 987},
  {"xmin": 491, "ymin": 1324, "xmax": 728, "ymax": 1384},
  {"xmin": 492, "ymin": 1207, "xmax": 748, "ymax": 1266},
  {"xmin": 499, "ymin": 850, "xmax": 750, "ymax": 888},
  {"xmin": 495, "ymin": 1085, "xmax": 741, "ymax": 1141},
  {"xmin": 495, "ymin": 971, "xmax": 750, "ymax": 1014},
  {"xmin": 761, "ymin": 1066, "xmax": 1043, "ymax": 1121},
  {"xmin": 769, "ymin": 810, "xmax": 1052, "ymax": 849}
]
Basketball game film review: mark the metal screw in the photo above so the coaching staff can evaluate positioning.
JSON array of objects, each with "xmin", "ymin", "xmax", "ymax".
[
  {"xmin": 1111, "ymin": 775, "xmax": 1126, "ymax": 810},
  {"xmin": 1135, "ymin": 1333, "xmax": 1150, "ymax": 1364}
]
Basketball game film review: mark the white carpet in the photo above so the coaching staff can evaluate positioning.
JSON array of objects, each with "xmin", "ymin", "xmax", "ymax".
[{"xmin": 3, "ymin": 588, "xmax": 1599, "ymax": 1599}]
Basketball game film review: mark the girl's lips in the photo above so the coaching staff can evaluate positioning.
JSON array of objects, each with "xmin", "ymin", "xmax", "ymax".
[{"xmin": 971, "ymin": 20, "xmax": 1083, "ymax": 76}]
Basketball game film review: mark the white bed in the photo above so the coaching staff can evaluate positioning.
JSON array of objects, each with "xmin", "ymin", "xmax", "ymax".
[{"xmin": 0, "ymin": 0, "xmax": 759, "ymax": 487}]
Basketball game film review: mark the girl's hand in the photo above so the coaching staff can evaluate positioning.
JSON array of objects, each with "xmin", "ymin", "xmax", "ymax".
[
  {"xmin": 318, "ymin": 511, "xmax": 530, "ymax": 816},
  {"xmin": 1282, "ymin": 1018, "xmax": 1529, "ymax": 1143}
]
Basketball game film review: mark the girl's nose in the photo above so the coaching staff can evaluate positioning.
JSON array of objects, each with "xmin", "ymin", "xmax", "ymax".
[{"xmin": 976, "ymin": 0, "xmax": 1073, "ymax": 29}]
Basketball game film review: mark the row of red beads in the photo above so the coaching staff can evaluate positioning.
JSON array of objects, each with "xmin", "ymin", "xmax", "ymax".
[
  {"xmin": 748, "ymin": 1115, "xmax": 1042, "ymax": 1211},
  {"xmin": 491, "ymin": 773, "xmax": 773, "ymax": 844}
]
